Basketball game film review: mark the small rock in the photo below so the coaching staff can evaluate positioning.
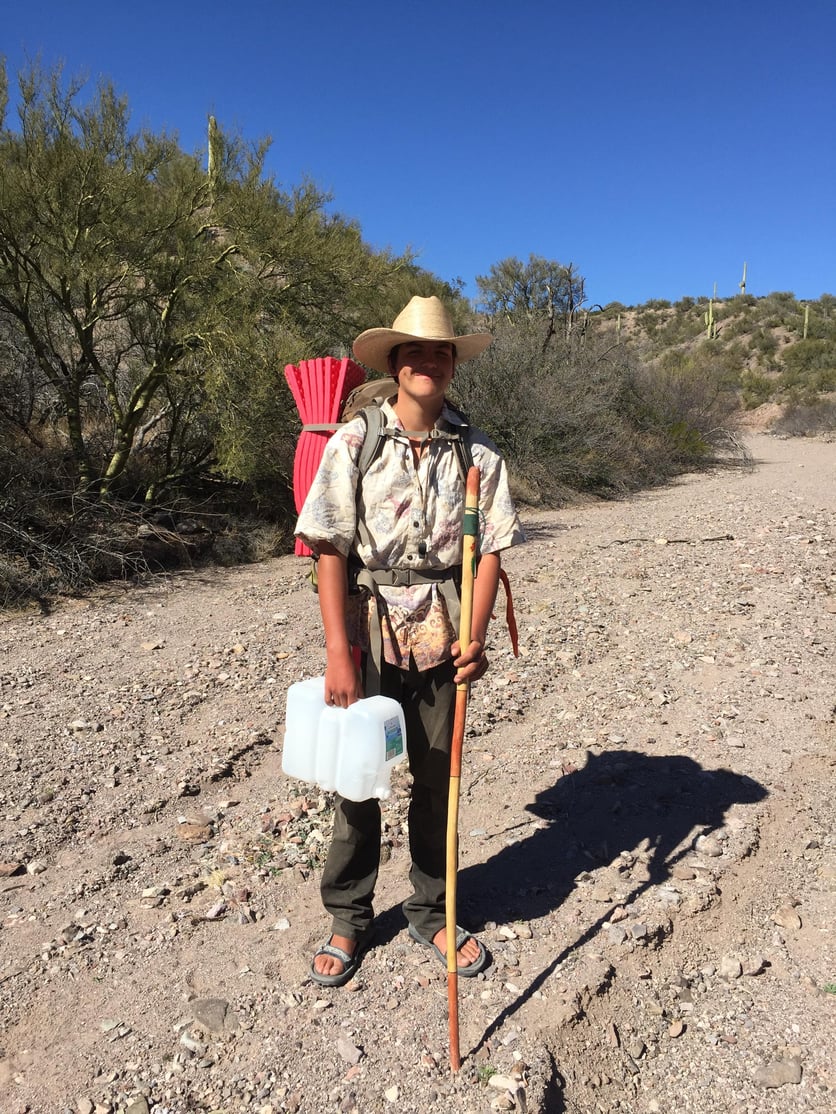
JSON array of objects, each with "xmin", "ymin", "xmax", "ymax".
[
  {"xmin": 696, "ymin": 835, "xmax": 723, "ymax": 857},
  {"xmin": 337, "ymin": 1036, "xmax": 363, "ymax": 1065},
  {"xmin": 124, "ymin": 1099, "xmax": 150, "ymax": 1114},
  {"xmin": 177, "ymin": 820, "xmax": 213, "ymax": 843},
  {"xmin": 742, "ymin": 954, "xmax": 766, "ymax": 976},
  {"xmin": 76, "ymin": 1100, "xmax": 95, "ymax": 1114},
  {"xmin": 384, "ymin": 1085, "xmax": 399, "ymax": 1102},
  {"xmin": 605, "ymin": 924, "xmax": 627, "ymax": 945},
  {"xmin": 191, "ymin": 997, "xmax": 236, "ymax": 1033},
  {"xmin": 771, "ymin": 905, "xmax": 802, "ymax": 930},
  {"xmin": 491, "ymin": 1095, "xmax": 515, "ymax": 1112},
  {"xmin": 0, "ymin": 861, "xmax": 25, "ymax": 877},
  {"xmin": 488, "ymin": 1074, "xmax": 520, "ymax": 1092},
  {"xmin": 625, "ymin": 1038, "xmax": 645, "ymax": 1060},
  {"xmin": 202, "ymin": 900, "xmax": 229, "ymax": 917},
  {"xmin": 180, "ymin": 1031, "xmax": 207, "ymax": 1055},
  {"xmin": 754, "ymin": 1058, "xmax": 802, "ymax": 1088},
  {"xmin": 26, "ymin": 860, "xmax": 47, "ymax": 875},
  {"xmin": 720, "ymin": 956, "xmax": 743, "ymax": 979},
  {"xmin": 141, "ymin": 886, "xmax": 168, "ymax": 900},
  {"xmin": 668, "ymin": 1020, "xmax": 685, "ymax": 1038}
]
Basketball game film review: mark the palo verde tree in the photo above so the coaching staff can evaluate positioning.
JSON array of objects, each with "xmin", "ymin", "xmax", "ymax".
[
  {"xmin": 0, "ymin": 63, "xmax": 229, "ymax": 498},
  {"xmin": 475, "ymin": 254, "xmax": 587, "ymax": 346},
  {"xmin": 0, "ymin": 61, "xmax": 418, "ymax": 508}
]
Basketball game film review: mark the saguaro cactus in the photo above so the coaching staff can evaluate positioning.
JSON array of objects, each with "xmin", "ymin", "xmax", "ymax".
[
  {"xmin": 705, "ymin": 298, "xmax": 717, "ymax": 339},
  {"xmin": 739, "ymin": 262, "xmax": 747, "ymax": 296},
  {"xmin": 207, "ymin": 114, "xmax": 221, "ymax": 205},
  {"xmin": 803, "ymin": 303, "xmax": 810, "ymax": 340}
]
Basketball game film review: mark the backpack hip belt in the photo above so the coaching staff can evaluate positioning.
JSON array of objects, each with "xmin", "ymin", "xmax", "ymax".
[{"xmin": 349, "ymin": 563, "xmax": 462, "ymax": 592}]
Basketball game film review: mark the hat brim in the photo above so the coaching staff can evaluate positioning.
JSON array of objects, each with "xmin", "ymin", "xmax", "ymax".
[{"xmin": 353, "ymin": 328, "xmax": 492, "ymax": 376}]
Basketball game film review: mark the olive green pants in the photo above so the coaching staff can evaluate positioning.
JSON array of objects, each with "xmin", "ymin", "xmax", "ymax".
[{"xmin": 320, "ymin": 656, "xmax": 457, "ymax": 942}]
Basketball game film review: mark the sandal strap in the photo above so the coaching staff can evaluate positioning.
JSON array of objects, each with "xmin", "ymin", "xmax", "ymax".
[{"xmin": 316, "ymin": 943, "xmax": 353, "ymax": 965}]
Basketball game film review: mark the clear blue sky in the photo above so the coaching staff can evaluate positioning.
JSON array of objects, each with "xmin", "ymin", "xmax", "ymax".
[{"xmin": 4, "ymin": 1, "xmax": 835, "ymax": 307}]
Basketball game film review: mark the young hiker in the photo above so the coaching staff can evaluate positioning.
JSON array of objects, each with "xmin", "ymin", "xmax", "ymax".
[{"xmin": 295, "ymin": 295, "xmax": 525, "ymax": 986}]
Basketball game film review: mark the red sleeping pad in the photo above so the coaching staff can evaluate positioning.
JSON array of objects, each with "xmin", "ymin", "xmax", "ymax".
[{"xmin": 285, "ymin": 357, "xmax": 366, "ymax": 556}]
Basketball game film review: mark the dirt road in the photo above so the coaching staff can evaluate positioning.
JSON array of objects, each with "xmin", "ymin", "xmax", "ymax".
[{"xmin": 1, "ymin": 433, "xmax": 834, "ymax": 1113}]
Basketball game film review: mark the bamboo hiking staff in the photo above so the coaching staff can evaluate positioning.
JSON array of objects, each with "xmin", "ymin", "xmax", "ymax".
[{"xmin": 446, "ymin": 465, "xmax": 480, "ymax": 1073}]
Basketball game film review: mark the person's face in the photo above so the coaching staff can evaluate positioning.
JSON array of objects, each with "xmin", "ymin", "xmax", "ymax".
[{"xmin": 391, "ymin": 341, "xmax": 455, "ymax": 405}]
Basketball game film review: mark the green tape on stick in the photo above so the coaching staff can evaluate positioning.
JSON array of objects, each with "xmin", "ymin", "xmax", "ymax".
[{"xmin": 462, "ymin": 509, "xmax": 479, "ymax": 536}]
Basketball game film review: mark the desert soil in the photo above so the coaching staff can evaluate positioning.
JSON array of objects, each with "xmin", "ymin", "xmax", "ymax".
[{"xmin": 1, "ymin": 433, "xmax": 834, "ymax": 1114}]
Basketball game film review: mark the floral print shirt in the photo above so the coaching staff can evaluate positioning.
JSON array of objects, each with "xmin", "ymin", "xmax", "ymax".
[{"xmin": 295, "ymin": 400, "xmax": 525, "ymax": 671}]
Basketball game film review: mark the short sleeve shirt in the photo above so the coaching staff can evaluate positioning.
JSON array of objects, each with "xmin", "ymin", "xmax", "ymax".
[{"xmin": 295, "ymin": 400, "xmax": 525, "ymax": 670}]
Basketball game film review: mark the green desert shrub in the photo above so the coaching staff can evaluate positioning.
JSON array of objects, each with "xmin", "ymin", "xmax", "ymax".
[
  {"xmin": 740, "ymin": 370, "xmax": 775, "ymax": 409},
  {"xmin": 771, "ymin": 396, "xmax": 836, "ymax": 436},
  {"xmin": 454, "ymin": 319, "xmax": 743, "ymax": 504},
  {"xmin": 780, "ymin": 339, "xmax": 836, "ymax": 393}
]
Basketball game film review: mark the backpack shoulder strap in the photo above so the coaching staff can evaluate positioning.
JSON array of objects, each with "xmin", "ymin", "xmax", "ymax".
[
  {"xmin": 444, "ymin": 402, "xmax": 473, "ymax": 482},
  {"xmin": 454, "ymin": 427, "xmax": 473, "ymax": 481},
  {"xmin": 357, "ymin": 405, "xmax": 386, "ymax": 478}
]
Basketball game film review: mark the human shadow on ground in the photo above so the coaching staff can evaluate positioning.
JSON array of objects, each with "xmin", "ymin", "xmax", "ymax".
[
  {"xmin": 375, "ymin": 748, "xmax": 767, "ymax": 1050},
  {"xmin": 461, "ymin": 749, "xmax": 766, "ymax": 924}
]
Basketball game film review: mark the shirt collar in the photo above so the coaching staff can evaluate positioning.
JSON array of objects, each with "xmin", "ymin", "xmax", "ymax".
[{"xmin": 380, "ymin": 398, "xmax": 468, "ymax": 431}]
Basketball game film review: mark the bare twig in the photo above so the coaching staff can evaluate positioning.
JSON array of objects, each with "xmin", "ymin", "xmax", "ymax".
[{"xmin": 597, "ymin": 534, "xmax": 734, "ymax": 548}]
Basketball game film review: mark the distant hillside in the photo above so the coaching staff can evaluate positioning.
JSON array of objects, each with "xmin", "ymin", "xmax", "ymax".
[{"xmin": 595, "ymin": 291, "xmax": 836, "ymax": 435}]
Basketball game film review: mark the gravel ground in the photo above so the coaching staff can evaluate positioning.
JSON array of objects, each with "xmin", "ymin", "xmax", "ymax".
[{"xmin": 0, "ymin": 432, "xmax": 834, "ymax": 1114}]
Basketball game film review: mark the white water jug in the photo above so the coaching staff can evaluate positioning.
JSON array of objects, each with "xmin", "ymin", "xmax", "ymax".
[{"xmin": 282, "ymin": 676, "xmax": 407, "ymax": 801}]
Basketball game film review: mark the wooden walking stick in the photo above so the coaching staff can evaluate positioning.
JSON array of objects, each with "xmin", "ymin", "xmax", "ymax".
[{"xmin": 446, "ymin": 465, "xmax": 480, "ymax": 1073}]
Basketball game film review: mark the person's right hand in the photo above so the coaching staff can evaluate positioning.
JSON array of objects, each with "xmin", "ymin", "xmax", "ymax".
[{"xmin": 325, "ymin": 652, "xmax": 363, "ymax": 708}]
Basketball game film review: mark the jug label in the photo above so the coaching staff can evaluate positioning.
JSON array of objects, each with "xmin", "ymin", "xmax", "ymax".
[{"xmin": 384, "ymin": 716, "xmax": 404, "ymax": 762}]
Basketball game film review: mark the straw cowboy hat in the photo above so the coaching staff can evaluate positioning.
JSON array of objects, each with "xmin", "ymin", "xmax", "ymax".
[{"xmin": 353, "ymin": 295, "xmax": 492, "ymax": 376}]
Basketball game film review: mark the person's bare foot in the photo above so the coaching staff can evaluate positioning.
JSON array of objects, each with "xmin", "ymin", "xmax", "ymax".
[
  {"xmin": 312, "ymin": 933, "xmax": 356, "ymax": 978},
  {"xmin": 431, "ymin": 926, "xmax": 482, "ymax": 969}
]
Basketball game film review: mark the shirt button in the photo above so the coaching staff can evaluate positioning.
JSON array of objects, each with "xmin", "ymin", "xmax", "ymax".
[{"xmin": 406, "ymin": 554, "xmax": 413, "ymax": 561}]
